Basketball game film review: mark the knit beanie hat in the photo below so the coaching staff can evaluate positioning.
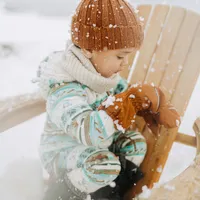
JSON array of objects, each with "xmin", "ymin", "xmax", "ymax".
[{"xmin": 71, "ymin": 0, "xmax": 144, "ymax": 51}]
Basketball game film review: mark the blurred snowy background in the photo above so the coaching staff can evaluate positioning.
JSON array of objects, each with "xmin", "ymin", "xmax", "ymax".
[{"xmin": 0, "ymin": 0, "xmax": 200, "ymax": 199}]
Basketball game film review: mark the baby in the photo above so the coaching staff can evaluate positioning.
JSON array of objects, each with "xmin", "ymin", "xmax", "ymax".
[{"xmin": 36, "ymin": 0, "xmax": 180, "ymax": 200}]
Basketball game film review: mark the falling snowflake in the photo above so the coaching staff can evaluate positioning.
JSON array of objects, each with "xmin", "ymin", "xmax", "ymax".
[
  {"xmin": 93, "ymin": 24, "xmax": 96, "ymax": 27},
  {"xmin": 176, "ymin": 119, "xmax": 180, "ymax": 127},
  {"xmin": 157, "ymin": 165, "xmax": 163, "ymax": 173},
  {"xmin": 132, "ymin": 168, "xmax": 137, "ymax": 173},
  {"xmin": 109, "ymin": 182, "xmax": 116, "ymax": 188},
  {"xmin": 139, "ymin": 16, "xmax": 144, "ymax": 21},
  {"xmin": 109, "ymin": 24, "xmax": 113, "ymax": 28},
  {"xmin": 75, "ymin": 28, "xmax": 79, "ymax": 32},
  {"xmin": 134, "ymin": 9, "xmax": 139, "ymax": 14},
  {"xmin": 86, "ymin": 32, "xmax": 90, "ymax": 38},
  {"xmin": 142, "ymin": 103, "xmax": 149, "ymax": 108},
  {"xmin": 178, "ymin": 65, "xmax": 183, "ymax": 72},
  {"xmin": 129, "ymin": 94, "xmax": 136, "ymax": 98},
  {"xmin": 164, "ymin": 184, "xmax": 175, "ymax": 191},
  {"xmin": 150, "ymin": 68, "xmax": 155, "ymax": 72},
  {"xmin": 120, "ymin": 6, "xmax": 124, "ymax": 9},
  {"xmin": 151, "ymin": 82, "xmax": 155, "ymax": 87},
  {"xmin": 116, "ymin": 98, "xmax": 123, "ymax": 102},
  {"xmin": 131, "ymin": 83, "xmax": 139, "ymax": 88}
]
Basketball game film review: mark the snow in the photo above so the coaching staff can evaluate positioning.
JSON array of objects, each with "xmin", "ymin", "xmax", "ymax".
[
  {"xmin": 116, "ymin": 98, "xmax": 123, "ymax": 102},
  {"xmin": 109, "ymin": 181, "xmax": 116, "ymax": 188},
  {"xmin": 114, "ymin": 120, "xmax": 126, "ymax": 133},
  {"xmin": 157, "ymin": 165, "xmax": 163, "ymax": 173},
  {"xmin": 0, "ymin": 158, "xmax": 44, "ymax": 200},
  {"xmin": 139, "ymin": 185, "xmax": 152, "ymax": 199},
  {"xmin": 139, "ymin": 16, "xmax": 145, "ymax": 22},
  {"xmin": 0, "ymin": 1, "xmax": 200, "ymax": 200},
  {"xmin": 129, "ymin": 94, "xmax": 136, "ymax": 98},
  {"xmin": 102, "ymin": 95, "xmax": 116, "ymax": 108},
  {"xmin": 163, "ymin": 184, "xmax": 175, "ymax": 191},
  {"xmin": 109, "ymin": 24, "xmax": 113, "ymax": 28}
]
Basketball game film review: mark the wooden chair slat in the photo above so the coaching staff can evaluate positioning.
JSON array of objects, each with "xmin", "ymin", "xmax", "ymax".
[
  {"xmin": 171, "ymin": 23, "xmax": 200, "ymax": 116},
  {"xmin": 160, "ymin": 10, "xmax": 200, "ymax": 101},
  {"xmin": 129, "ymin": 5, "xmax": 170, "ymax": 84},
  {"xmin": 144, "ymin": 7, "xmax": 186, "ymax": 86},
  {"xmin": 120, "ymin": 5, "xmax": 152, "ymax": 79},
  {"xmin": 137, "ymin": 4, "xmax": 153, "ymax": 29},
  {"xmin": 125, "ymin": 126, "xmax": 179, "ymax": 199}
]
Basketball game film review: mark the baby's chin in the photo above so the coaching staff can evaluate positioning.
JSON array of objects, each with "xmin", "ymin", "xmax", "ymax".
[
  {"xmin": 99, "ymin": 71, "xmax": 119, "ymax": 78},
  {"xmin": 108, "ymin": 72, "xmax": 119, "ymax": 78}
]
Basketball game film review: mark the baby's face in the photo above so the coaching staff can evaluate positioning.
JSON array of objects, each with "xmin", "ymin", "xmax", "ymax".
[{"xmin": 89, "ymin": 47, "xmax": 136, "ymax": 78}]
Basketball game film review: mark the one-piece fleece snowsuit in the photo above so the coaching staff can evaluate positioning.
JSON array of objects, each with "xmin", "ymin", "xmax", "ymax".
[{"xmin": 37, "ymin": 40, "xmax": 147, "ymax": 195}]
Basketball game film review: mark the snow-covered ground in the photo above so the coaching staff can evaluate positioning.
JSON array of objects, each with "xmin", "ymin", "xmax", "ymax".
[{"xmin": 0, "ymin": 1, "xmax": 200, "ymax": 199}]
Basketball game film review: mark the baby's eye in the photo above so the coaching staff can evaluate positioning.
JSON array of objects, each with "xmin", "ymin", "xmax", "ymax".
[{"xmin": 117, "ymin": 56, "xmax": 124, "ymax": 60}]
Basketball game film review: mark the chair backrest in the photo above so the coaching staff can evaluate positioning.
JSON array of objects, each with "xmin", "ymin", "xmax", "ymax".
[{"xmin": 120, "ymin": 4, "xmax": 200, "ymax": 199}]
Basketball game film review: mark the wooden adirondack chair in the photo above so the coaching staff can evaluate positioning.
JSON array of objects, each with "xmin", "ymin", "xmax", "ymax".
[
  {"xmin": 119, "ymin": 4, "xmax": 200, "ymax": 199},
  {"xmin": 0, "ymin": 3, "xmax": 200, "ymax": 200}
]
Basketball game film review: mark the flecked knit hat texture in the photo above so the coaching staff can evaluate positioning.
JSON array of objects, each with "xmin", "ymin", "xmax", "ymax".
[{"xmin": 71, "ymin": 0, "xmax": 144, "ymax": 51}]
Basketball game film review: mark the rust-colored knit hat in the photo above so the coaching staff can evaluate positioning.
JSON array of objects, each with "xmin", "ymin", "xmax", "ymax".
[{"xmin": 71, "ymin": 0, "xmax": 144, "ymax": 51}]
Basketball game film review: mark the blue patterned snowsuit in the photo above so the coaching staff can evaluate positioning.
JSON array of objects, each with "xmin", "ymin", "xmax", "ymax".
[{"xmin": 37, "ymin": 42, "xmax": 147, "ymax": 194}]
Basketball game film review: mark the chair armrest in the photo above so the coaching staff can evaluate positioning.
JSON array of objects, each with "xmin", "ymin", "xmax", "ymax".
[
  {"xmin": 0, "ymin": 93, "xmax": 45, "ymax": 133},
  {"xmin": 175, "ymin": 117, "xmax": 200, "ymax": 148}
]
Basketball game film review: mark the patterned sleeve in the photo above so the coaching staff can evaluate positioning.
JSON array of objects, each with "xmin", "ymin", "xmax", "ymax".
[
  {"xmin": 113, "ymin": 77, "xmax": 129, "ymax": 95},
  {"xmin": 46, "ymin": 82, "xmax": 116, "ymax": 148}
]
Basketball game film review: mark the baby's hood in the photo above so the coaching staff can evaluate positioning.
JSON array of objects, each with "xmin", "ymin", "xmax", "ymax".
[{"xmin": 35, "ymin": 40, "xmax": 121, "ymax": 99}]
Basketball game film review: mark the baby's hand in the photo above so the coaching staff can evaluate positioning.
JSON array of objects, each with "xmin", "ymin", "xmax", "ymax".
[{"xmin": 99, "ymin": 83, "xmax": 180, "ymax": 133}]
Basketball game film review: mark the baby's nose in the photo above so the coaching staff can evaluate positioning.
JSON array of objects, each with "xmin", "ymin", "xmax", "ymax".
[{"xmin": 121, "ymin": 57, "xmax": 129, "ymax": 66}]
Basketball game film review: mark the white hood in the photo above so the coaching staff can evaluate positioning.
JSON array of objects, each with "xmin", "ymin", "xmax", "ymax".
[{"xmin": 36, "ymin": 40, "xmax": 121, "ymax": 99}]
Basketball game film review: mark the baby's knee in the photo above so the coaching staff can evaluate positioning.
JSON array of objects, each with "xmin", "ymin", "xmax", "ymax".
[
  {"xmin": 84, "ymin": 150, "xmax": 121, "ymax": 185},
  {"xmin": 121, "ymin": 131, "xmax": 147, "ymax": 166},
  {"xmin": 124, "ymin": 131, "xmax": 147, "ymax": 154},
  {"xmin": 116, "ymin": 131, "xmax": 147, "ymax": 153}
]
